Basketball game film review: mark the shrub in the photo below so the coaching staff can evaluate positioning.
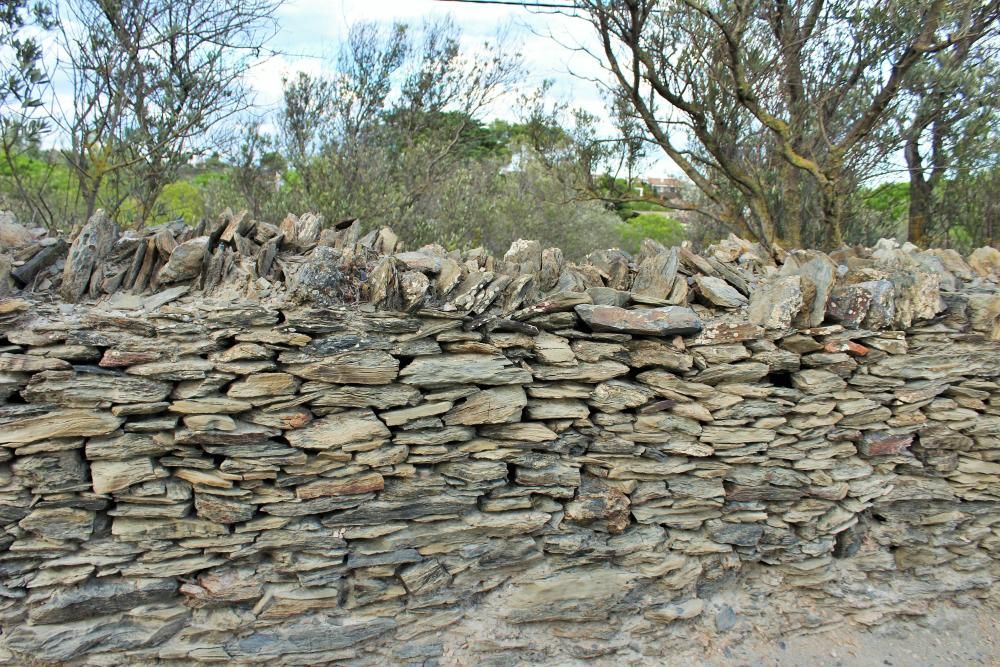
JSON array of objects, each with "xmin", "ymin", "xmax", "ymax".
[
  {"xmin": 119, "ymin": 181, "xmax": 205, "ymax": 227},
  {"xmin": 617, "ymin": 213, "xmax": 686, "ymax": 253}
]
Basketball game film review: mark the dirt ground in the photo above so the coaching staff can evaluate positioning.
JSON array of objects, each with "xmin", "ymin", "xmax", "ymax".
[
  {"xmin": 666, "ymin": 599, "xmax": 1000, "ymax": 667},
  {"xmin": 439, "ymin": 568, "xmax": 1000, "ymax": 667},
  {"xmin": 624, "ymin": 603, "xmax": 1000, "ymax": 667}
]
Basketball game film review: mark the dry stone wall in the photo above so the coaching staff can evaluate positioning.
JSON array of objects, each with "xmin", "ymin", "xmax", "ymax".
[{"xmin": 0, "ymin": 211, "xmax": 999, "ymax": 664}]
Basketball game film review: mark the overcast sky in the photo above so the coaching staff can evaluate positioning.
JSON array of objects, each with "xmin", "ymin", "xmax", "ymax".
[
  {"xmin": 252, "ymin": 0, "xmax": 679, "ymax": 177},
  {"xmin": 257, "ymin": 0, "xmax": 602, "ymax": 109},
  {"xmin": 28, "ymin": 0, "xmax": 677, "ymax": 177}
]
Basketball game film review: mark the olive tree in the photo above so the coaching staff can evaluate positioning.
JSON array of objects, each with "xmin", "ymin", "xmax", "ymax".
[{"xmin": 574, "ymin": 0, "xmax": 1000, "ymax": 249}]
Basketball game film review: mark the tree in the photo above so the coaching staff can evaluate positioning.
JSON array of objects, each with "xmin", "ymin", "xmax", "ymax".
[
  {"xmin": 0, "ymin": 1, "xmax": 53, "ymax": 136},
  {"xmin": 608, "ymin": 89, "xmax": 649, "ymax": 192},
  {"xmin": 935, "ymin": 163, "xmax": 999, "ymax": 248},
  {"xmin": 229, "ymin": 121, "xmax": 283, "ymax": 219},
  {"xmin": 262, "ymin": 17, "xmax": 639, "ymax": 256},
  {"xmin": 0, "ymin": 1, "xmax": 57, "ymax": 227},
  {"xmin": 276, "ymin": 17, "xmax": 524, "ymax": 232},
  {"xmin": 576, "ymin": 0, "xmax": 1000, "ymax": 249},
  {"xmin": 898, "ymin": 11, "xmax": 999, "ymax": 246},
  {"xmin": 500, "ymin": 82, "xmax": 616, "ymax": 199},
  {"xmin": 279, "ymin": 71, "xmax": 335, "ymax": 198},
  {"xmin": 57, "ymin": 0, "xmax": 281, "ymax": 224}
]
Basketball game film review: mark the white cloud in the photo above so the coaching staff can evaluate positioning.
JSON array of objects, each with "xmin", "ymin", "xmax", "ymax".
[{"xmin": 247, "ymin": 52, "xmax": 327, "ymax": 111}]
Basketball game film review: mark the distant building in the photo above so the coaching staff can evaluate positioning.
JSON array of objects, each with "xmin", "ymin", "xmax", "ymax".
[{"xmin": 643, "ymin": 176, "xmax": 685, "ymax": 201}]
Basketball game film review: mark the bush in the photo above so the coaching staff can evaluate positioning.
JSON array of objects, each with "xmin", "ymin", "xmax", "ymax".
[
  {"xmin": 119, "ymin": 181, "xmax": 205, "ymax": 227},
  {"xmin": 617, "ymin": 213, "xmax": 686, "ymax": 253},
  {"xmin": 841, "ymin": 182, "xmax": 908, "ymax": 246},
  {"xmin": 621, "ymin": 199, "xmax": 668, "ymax": 213}
]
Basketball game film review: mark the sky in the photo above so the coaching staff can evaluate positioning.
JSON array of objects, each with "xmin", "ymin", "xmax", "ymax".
[
  {"xmin": 257, "ymin": 0, "xmax": 602, "ymax": 110},
  {"xmin": 17, "ymin": 0, "xmax": 677, "ymax": 177},
  {"xmin": 250, "ymin": 0, "xmax": 679, "ymax": 177}
]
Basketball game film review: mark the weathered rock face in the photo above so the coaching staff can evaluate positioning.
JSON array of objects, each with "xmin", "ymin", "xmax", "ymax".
[
  {"xmin": 157, "ymin": 236, "xmax": 209, "ymax": 283},
  {"xmin": 969, "ymin": 246, "xmax": 1000, "ymax": 279},
  {"xmin": 399, "ymin": 354, "xmax": 531, "ymax": 387},
  {"xmin": 0, "ymin": 409, "xmax": 123, "ymax": 444},
  {"xmin": 695, "ymin": 275, "xmax": 748, "ymax": 308},
  {"xmin": 631, "ymin": 248, "xmax": 680, "ymax": 303},
  {"xmin": 0, "ymin": 212, "xmax": 34, "ymax": 248},
  {"xmin": 575, "ymin": 304, "xmax": 702, "ymax": 335},
  {"xmin": 781, "ymin": 250, "xmax": 837, "ymax": 327},
  {"xmin": 60, "ymin": 210, "xmax": 119, "ymax": 302},
  {"xmin": 0, "ymin": 218, "xmax": 998, "ymax": 666},
  {"xmin": 748, "ymin": 275, "xmax": 802, "ymax": 329}
]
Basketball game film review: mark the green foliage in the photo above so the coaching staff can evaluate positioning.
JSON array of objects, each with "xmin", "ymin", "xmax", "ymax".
[
  {"xmin": 383, "ymin": 110, "xmax": 508, "ymax": 160},
  {"xmin": 156, "ymin": 182, "xmax": 206, "ymax": 225},
  {"xmin": 381, "ymin": 150, "xmax": 625, "ymax": 259},
  {"xmin": 947, "ymin": 225, "xmax": 974, "ymax": 250},
  {"xmin": 1, "ymin": 0, "xmax": 55, "ymax": 137},
  {"xmin": 0, "ymin": 4, "xmax": 996, "ymax": 258},
  {"xmin": 843, "ymin": 182, "xmax": 909, "ymax": 246},
  {"xmin": 934, "ymin": 164, "xmax": 1000, "ymax": 251},
  {"xmin": 617, "ymin": 213, "xmax": 686, "ymax": 253},
  {"xmin": 621, "ymin": 199, "xmax": 668, "ymax": 213},
  {"xmin": 1, "ymin": 150, "xmax": 50, "ymax": 182},
  {"xmin": 847, "ymin": 167, "xmax": 1000, "ymax": 250},
  {"xmin": 0, "ymin": 148, "xmax": 83, "ymax": 230},
  {"xmin": 859, "ymin": 182, "xmax": 909, "ymax": 220},
  {"xmin": 191, "ymin": 170, "xmax": 228, "ymax": 187},
  {"xmin": 119, "ymin": 181, "xmax": 205, "ymax": 227}
]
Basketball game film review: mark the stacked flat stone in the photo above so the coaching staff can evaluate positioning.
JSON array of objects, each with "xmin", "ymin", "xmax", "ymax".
[{"xmin": 0, "ymin": 214, "xmax": 998, "ymax": 664}]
